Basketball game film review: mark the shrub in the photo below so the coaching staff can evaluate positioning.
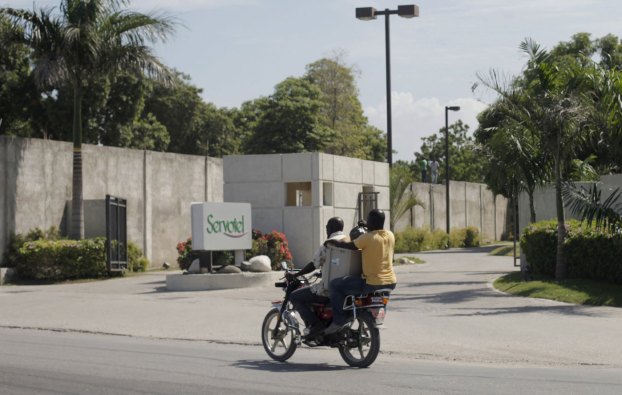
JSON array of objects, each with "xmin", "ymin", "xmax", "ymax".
[
  {"xmin": 520, "ymin": 219, "xmax": 622, "ymax": 283},
  {"xmin": 176, "ymin": 237, "xmax": 193, "ymax": 270},
  {"xmin": 449, "ymin": 228, "xmax": 466, "ymax": 248},
  {"xmin": 2, "ymin": 227, "xmax": 62, "ymax": 268},
  {"xmin": 430, "ymin": 229, "xmax": 450, "ymax": 250},
  {"xmin": 520, "ymin": 219, "xmax": 560, "ymax": 276},
  {"xmin": 564, "ymin": 228, "xmax": 622, "ymax": 284},
  {"xmin": 176, "ymin": 238, "xmax": 235, "ymax": 270},
  {"xmin": 248, "ymin": 229, "xmax": 293, "ymax": 270},
  {"xmin": 16, "ymin": 238, "xmax": 107, "ymax": 281},
  {"xmin": 395, "ymin": 227, "xmax": 428, "ymax": 252},
  {"xmin": 127, "ymin": 241, "xmax": 150, "ymax": 272},
  {"xmin": 394, "ymin": 226, "xmax": 479, "ymax": 253}
]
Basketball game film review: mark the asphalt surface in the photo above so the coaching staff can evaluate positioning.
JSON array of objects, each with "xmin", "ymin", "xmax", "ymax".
[{"xmin": 1, "ymin": 246, "xmax": 621, "ymax": 368}]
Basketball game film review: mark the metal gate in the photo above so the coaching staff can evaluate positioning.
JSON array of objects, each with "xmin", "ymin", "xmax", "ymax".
[
  {"xmin": 357, "ymin": 191, "xmax": 379, "ymax": 223},
  {"xmin": 106, "ymin": 195, "xmax": 128, "ymax": 271}
]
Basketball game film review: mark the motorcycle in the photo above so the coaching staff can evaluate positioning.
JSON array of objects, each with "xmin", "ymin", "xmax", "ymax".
[{"xmin": 261, "ymin": 267, "xmax": 392, "ymax": 368}]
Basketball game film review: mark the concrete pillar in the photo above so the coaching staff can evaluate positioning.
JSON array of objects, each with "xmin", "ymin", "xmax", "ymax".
[{"xmin": 143, "ymin": 151, "xmax": 152, "ymax": 262}]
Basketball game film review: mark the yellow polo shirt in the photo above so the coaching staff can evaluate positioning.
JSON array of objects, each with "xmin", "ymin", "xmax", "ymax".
[{"xmin": 353, "ymin": 230, "xmax": 397, "ymax": 286}]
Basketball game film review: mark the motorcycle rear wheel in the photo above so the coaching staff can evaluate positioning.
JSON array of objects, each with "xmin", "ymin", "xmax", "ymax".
[
  {"xmin": 338, "ymin": 312, "xmax": 380, "ymax": 368},
  {"xmin": 261, "ymin": 309, "xmax": 297, "ymax": 362}
]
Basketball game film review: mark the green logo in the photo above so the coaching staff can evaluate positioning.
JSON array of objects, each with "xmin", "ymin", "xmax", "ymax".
[{"xmin": 206, "ymin": 214, "xmax": 247, "ymax": 238}]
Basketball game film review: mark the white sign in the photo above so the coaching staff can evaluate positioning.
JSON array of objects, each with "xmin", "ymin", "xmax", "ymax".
[{"xmin": 191, "ymin": 202, "xmax": 252, "ymax": 251}]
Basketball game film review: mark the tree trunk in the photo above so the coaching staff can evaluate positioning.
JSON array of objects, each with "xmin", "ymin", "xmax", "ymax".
[
  {"xmin": 69, "ymin": 82, "xmax": 84, "ymax": 240},
  {"xmin": 554, "ymin": 132, "xmax": 566, "ymax": 280},
  {"xmin": 528, "ymin": 188, "xmax": 536, "ymax": 224}
]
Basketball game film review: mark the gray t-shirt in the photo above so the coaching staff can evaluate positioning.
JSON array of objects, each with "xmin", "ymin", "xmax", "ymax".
[{"xmin": 310, "ymin": 231, "xmax": 347, "ymax": 296}]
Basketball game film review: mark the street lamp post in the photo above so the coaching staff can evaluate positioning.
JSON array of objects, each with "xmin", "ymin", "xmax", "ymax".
[
  {"xmin": 445, "ymin": 105, "xmax": 460, "ymax": 233},
  {"xmin": 356, "ymin": 5, "xmax": 419, "ymax": 167}
]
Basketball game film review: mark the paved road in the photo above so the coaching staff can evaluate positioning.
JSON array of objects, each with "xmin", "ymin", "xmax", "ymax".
[
  {"xmin": 2, "ymin": 328, "xmax": 622, "ymax": 395},
  {"xmin": 1, "ymin": 246, "xmax": 621, "ymax": 367}
]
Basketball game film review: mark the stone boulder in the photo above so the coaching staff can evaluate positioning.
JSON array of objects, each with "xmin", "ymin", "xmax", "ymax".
[
  {"xmin": 240, "ymin": 261, "xmax": 252, "ymax": 272},
  {"xmin": 249, "ymin": 255, "xmax": 272, "ymax": 272},
  {"xmin": 396, "ymin": 257, "xmax": 414, "ymax": 265},
  {"xmin": 187, "ymin": 259, "xmax": 200, "ymax": 273},
  {"xmin": 217, "ymin": 265, "xmax": 242, "ymax": 274}
]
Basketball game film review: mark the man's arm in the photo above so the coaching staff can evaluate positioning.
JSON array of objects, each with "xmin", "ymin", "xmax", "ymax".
[
  {"xmin": 325, "ymin": 239, "xmax": 357, "ymax": 250},
  {"xmin": 296, "ymin": 261, "xmax": 316, "ymax": 277}
]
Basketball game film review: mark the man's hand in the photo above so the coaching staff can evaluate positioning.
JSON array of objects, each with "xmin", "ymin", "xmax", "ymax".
[
  {"xmin": 323, "ymin": 239, "xmax": 336, "ymax": 247},
  {"xmin": 285, "ymin": 271, "xmax": 297, "ymax": 282}
]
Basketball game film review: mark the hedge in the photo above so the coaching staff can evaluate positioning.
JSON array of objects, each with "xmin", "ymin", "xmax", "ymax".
[
  {"xmin": 17, "ymin": 238, "xmax": 107, "ymax": 281},
  {"xmin": 395, "ymin": 226, "xmax": 480, "ymax": 253},
  {"xmin": 520, "ymin": 219, "xmax": 622, "ymax": 284}
]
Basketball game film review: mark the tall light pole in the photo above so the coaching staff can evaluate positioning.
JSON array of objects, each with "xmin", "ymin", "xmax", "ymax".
[
  {"xmin": 356, "ymin": 5, "xmax": 419, "ymax": 167},
  {"xmin": 445, "ymin": 105, "xmax": 460, "ymax": 233}
]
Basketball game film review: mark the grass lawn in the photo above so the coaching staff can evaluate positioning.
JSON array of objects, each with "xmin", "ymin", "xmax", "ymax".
[
  {"xmin": 494, "ymin": 272, "xmax": 622, "ymax": 308},
  {"xmin": 489, "ymin": 242, "xmax": 520, "ymax": 257}
]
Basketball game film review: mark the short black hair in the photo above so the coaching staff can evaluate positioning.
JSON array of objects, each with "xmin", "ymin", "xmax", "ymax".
[
  {"xmin": 366, "ymin": 209, "xmax": 385, "ymax": 230},
  {"xmin": 326, "ymin": 217, "xmax": 344, "ymax": 235}
]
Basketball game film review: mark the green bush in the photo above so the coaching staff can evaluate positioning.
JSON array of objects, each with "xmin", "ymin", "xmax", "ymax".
[
  {"xmin": 449, "ymin": 228, "xmax": 466, "ymax": 248},
  {"xmin": 430, "ymin": 229, "xmax": 449, "ymax": 250},
  {"xmin": 2, "ymin": 227, "xmax": 62, "ymax": 268},
  {"xmin": 520, "ymin": 219, "xmax": 560, "ymax": 276},
  {"xmin": 395, "ymin": 227, "xmax": 428, "ymax": 252},
  {"xmin": 127, "ymin": 241, "xmax": 150, "ymax": 272},
  {"xmin": 564, "ymin": 228, "xmax": 622, "ymax": 283},
  {"xmin": 464, "ymin": 226, "xmax": 481, "ymax": 247},
  {"xmin": 520, "ymin": 219, "xmax": 622, "ymax": 283},
  {"xmin": 16, "ymin": 238, "xmax": 107, "ymax": 281},
  {"xmin": 394, "ymin": 226, "xmax": 479, "ymax": 253}
]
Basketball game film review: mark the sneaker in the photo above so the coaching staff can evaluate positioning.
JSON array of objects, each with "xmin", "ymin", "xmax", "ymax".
[
  {"xmin": 303, "ymin": 322, "xmax": 324, "ymax": 338},
  {"xmin": 324, "ymin": 322, "xmax": 347, "ymax": 335}
]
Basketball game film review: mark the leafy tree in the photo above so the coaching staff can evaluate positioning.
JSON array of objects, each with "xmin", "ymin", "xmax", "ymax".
[
  {"xmin": 144, "ymin": 72, "xmax": 204, "ymax": 155},
  {"xmin": 195, "ymin": 104, "xmax": 240, "ymax": 157},
  {"xmin": 244, "ymin": 77, "xmax": 334, "ymax": 154},
  {"xmin": 304, "ymin": 55, "xmax": 386, "ymax": 161},
  {"xmin": 414, "ymin": 120, "xmax": 487, "ymax": 183},
  {"xmin": 0, "ymin": 15, "xmax": 38, "ymax": 136},
  {"xmin": 2, "ymin": 0, "xmax": 176, "ymax": 239}
]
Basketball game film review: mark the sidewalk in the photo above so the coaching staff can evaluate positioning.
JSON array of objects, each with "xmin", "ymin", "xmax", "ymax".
[{"xmin": 1, "ymin": 248, "xmax": 621, "ymax": 367}]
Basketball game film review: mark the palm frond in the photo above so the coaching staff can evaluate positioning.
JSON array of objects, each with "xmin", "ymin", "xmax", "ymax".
[{"xmin": 562, "ymin": 182, "xmax": 622, "ymax": 233}]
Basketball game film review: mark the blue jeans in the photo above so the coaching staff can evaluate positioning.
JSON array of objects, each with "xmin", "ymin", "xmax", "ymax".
[
  {"xmin": 329, "ymin": 276, "xmax": 396, "ymax": 325},
  {"xmin": 290, "ymin": 287, "xmax": 329, "ymax": 327}
]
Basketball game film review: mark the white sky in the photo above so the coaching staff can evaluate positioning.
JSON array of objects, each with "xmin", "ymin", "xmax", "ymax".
[{"xmin": 5, "ymin": 0, "xmax": 622, "ymax": 161}]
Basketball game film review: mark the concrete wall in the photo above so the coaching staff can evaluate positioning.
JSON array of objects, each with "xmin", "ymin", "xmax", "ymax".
[
  {"xmin": 517, "ymin": 176, "xmax": 622, "ymax": 235},
  {"xmin": 0, "ymin": 136, "xmax": 223, "ymax": 267},
  {"xmin": 395, "ymin": 181, "xmax": 508, "ymax": 242},
  {"xmin": 224, "ymin": 153, "xmax": 390, "ymax": 266}
]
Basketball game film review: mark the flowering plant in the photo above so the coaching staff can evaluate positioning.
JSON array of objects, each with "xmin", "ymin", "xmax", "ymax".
[
  {"xmin": 176, "ymin": 237, "xmax": 193, "ymax": 270},
  {"xmin": 177, "ymin": 229, "xmax": 293, "ymax": 271},
  {"xmin": 248, "ymin": 229, "xmax": 293, "ymax": 270}
]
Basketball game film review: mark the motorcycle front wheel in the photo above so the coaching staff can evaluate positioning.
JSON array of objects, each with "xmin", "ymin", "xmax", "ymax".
[
  {"xmin": 338, "ymin": 312, "xmax": 380, "ymax": 368},
  {"xmin": 261, "ymin": 308, "xmax": 297, "ymax": 362}
]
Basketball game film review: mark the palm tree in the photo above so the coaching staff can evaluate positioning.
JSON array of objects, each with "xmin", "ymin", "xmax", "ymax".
[
  {"xmin": 476, "ymin": 102, "xmax": 550, "ymax": 224},
  {"xmin": 1, "ymin": 0, "xmax": 176, "ymax": 239},
  {"xmin": 478, "ymin": 38, "xmax": 587, "ymax": 280},
  {"xmin": 390, "ymin": 163, "xmax": 423, "ymax": 230}
]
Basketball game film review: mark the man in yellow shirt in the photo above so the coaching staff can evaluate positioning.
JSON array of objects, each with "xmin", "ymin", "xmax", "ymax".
[{"xmin": 324, "ymin": 209, "xmax": 396, "ymax": 334}]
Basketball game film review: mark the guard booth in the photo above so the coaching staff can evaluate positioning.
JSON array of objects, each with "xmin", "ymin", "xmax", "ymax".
[
  {"xmin": 67, "ymin": 195, "xmax": 128, "ymax": 272},
  {"xmin": 105, "ymin": 195, "xmax": 127, "ymax": 272}
]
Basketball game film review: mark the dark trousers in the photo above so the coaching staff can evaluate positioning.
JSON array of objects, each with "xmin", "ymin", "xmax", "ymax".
[
  {"xmin": 290, "ymin": 287, "xmax": 329, "ymax": 327},
  {"xmin": 329, "ymin": 276, "xmax": 396, "ymax": 325}
]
